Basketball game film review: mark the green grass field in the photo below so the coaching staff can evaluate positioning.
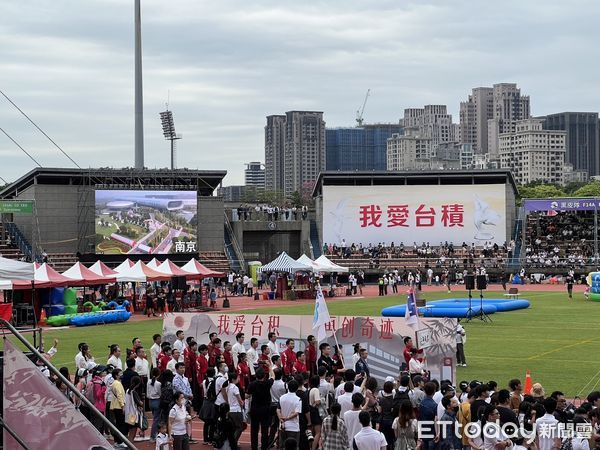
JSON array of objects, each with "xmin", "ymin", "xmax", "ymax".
[{"xmin": 21, "ymin": 289, "xmax": 600, "ymax": 397}]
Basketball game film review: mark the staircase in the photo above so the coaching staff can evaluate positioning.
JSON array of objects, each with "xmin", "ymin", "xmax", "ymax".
[
  {"xmin": 508, "ymin": 206, "xmax": 525, "ymax": 270},
  {"xmin": 46, "ymin": 253, "xmax": 77, "ymax": 272},
  {"xmin": 199, "ymin": 251, "xmax": 231, "ymax": 273},
  {"xmin": 223, "ymin": 212, "xmax": 244, "ymax": 272},
  {"xmin": 310, "ymin": 219, "xmax": 322, "ymax": 258}
]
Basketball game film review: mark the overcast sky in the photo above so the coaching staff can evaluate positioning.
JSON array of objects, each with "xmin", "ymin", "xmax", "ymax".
[{"xmin": 1, "ymin": 0, "xmax": 599, "ymax": 186}]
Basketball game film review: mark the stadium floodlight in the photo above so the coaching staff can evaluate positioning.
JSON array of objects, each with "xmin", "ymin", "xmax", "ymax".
[{"xmin": 159, "ymin": 110, "xmax": 182, "ymax": 170}]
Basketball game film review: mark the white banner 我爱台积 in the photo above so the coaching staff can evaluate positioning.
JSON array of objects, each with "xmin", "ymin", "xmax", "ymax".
[
  {"xmin": 163, "ymin": 313, "xmax": 456, "ymax": 382},
  {"xmin": 322, "ymin": 184, "xmax": 506, "ymax": 246}
]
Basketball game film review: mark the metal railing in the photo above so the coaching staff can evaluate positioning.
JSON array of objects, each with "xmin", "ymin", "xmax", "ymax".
[
  {"xmin": 223, "ymin": 212, "xmax": 245, "ymax": 271},
  {"xmin": 0, "ymin": 319, "xmax": 136, "ymax": 449}
]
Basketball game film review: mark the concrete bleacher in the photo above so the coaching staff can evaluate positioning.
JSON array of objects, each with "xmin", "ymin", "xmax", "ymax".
[
  {"xmin": 199, "ymin": 251, "xmax": 231, "ymax": 273},
  {"xmin": 46, "ymin": 253, "xmax": 78, "ymax": 272}
]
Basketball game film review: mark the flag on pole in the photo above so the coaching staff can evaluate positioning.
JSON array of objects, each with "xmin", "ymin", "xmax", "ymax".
[
  {"xmin": 405, "ymin": 286, "xmax": 420, "ymax": 330},
  {"xmin": 313, "ymin": 285, "xmax": 331, "ymax": 342}
]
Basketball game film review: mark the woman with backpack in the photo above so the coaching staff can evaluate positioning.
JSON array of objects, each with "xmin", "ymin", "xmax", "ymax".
[
  {"xmin": 200, "ymin": 368, "xmax": 217, "ymax": 445},
  {"xmin": 378, "ymin": 381, "xmax": 397, "ymax": 450},
  {"xmin": 147, "ymin": 367, "xmax": 162, "ymax": 442},
  {"xmin": 392, "ymin": 401, "xmax": 418, "ymax": 450},
  {"xmin": 125, "ymin": 376, "xmax": 145, "ymax": 442},
  {"xmin": 89, "ymin": 366, "xmax": 108, "ymax": 434}
]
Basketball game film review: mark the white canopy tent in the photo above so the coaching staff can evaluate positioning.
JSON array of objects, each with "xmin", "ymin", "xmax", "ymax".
[
  {"xmin": 258, "ymin": 252, "xmax": 313, "ymax": 273},
  {"xmin": 314, "ymin": 255, "xmax": 350, "ymax": 273},
  {"xmin": 296, "ymin": 254, "xmax": 326, "ymax": 272},
  {"xmin": 0, "ymin": 256, "xmax": 35, "ymax": 289}
]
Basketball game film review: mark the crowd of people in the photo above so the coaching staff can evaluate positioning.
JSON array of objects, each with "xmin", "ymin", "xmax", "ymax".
[
  {"xmin": 36, "ymin": 329, "xmax": 600, "ymax": 450},
  {"xmin": 231, "ymin": 205, "xmax": 309, "ymax": 222},
  {"xmin": 525, "ymin": 212, "xmax": 598, "ymax": 269},
  {"xmin": 321, "ymin": 241, "xmax": 512, "ymax": 272}
]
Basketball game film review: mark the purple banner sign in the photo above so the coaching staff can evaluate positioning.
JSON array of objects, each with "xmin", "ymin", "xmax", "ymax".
[{"xmin": 523, "ymin": 198, "xmax": 600, "ymax": 212}]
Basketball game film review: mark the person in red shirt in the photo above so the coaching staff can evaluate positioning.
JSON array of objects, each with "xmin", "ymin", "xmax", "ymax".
[
  {"xmin": 280, "ymin": 339, "xmax": 296, "ymax": 377},
  {"xmin": 305, "ymin": 335, "xmax": 317, "ymax": 375},
  {"xmin": 206, "ymin": 332, "xmax": 217, "ymax": 358},
  {"xmin": 236, "ymin": 352, "xmax": 251, "ymax": 392},
  {"xmin": 402, "ymin": 336, "xmax": 423, "ymax": 370},
  {"xmin": 258, "ymin": 345, "xmax": 271, "ymax": 368},
  {"xmin": 293, "ymin": 351, "xmax": 307, "ymax": 375},
  {"xmin": 157, "ymin": 345, "xmax": 172, "ymax": 373},
  {"xmin": 208, "ymin": 338, "xmax": 222, "ymax": 367},
  {"xmin": 222, "ymin": 341, "xmax": 234, "ymax": 372},
  {"xmin": 196, "ymin": 344, "xmax": 209, "ymax": 387},
  {"xmin": 184, "ymin": 341, "xmax": 198, "ymax": 380}
]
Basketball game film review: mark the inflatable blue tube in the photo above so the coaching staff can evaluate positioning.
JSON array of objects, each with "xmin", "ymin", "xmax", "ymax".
[
  {"xmin": 431, "ymin": 298, "xmax": 530, "ymax": 312},
  {"xmin": 69, "ymin": 310, "xmax": 131, "ymax": 327},
  {"xmin": 381, "ymin": 297, "xmax": 529, "ymax": 318}
]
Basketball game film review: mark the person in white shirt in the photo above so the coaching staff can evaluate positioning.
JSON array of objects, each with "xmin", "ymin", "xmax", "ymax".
[
  {"xmin": 214, "ymin": 363, "xmax": 229, "ymax": 407},
  {"xmin": 270, "ymin": 368, "xmax": 287, "ymax": 403},
  {"xmin": 147, "ymin": 368, "xmax": 162, "ymax": 441},
  {"xmin": 277, "ymin": 379, "xmax": 303, "ymax": 446},
  {"xmin": 335, "ymin": 371, "xmax": 362, "ymax": 399},
  {"xmin": 226, "ymin": 372, "xmax": 245, "ymax": 441},
  {"xmin": 135, "ymin": 347, "xmax": 150, "ymax": 378},
  {"xmin": 107, "ymin": 344, "xmax": 123, "ymax": 370},
  {"xmin": 150, "ymin": 334, "xmax": 162, "ymax": 368},
  {"xmin": 231, "ymin": 333, "xmax": 246, "ymax": 368},
  {"xmin": 75, "ymin": 343, "xmax": 97, "ymax": 372},
  {"xmin": 155, "ymin": 422, "xmax": 170, "ymax": 450},
  {"xmin": 344, "ymin": 393, "xmax": 365, "ymax": 450},
  {"xmin": 172, "ymin": 330, "xmax": 187, "ymax": 354},
  {"xmin": 456, "ymin": 320, "xmax": 467, "ymax": 367},
  {"xmin": 337, "ymin": 382, "xmax": 356, "ymax": 416},
  {"xmin": 246, "ymin": 337, "xmax": 259, "ymax": 375},
  {"xmin": 353, "ymin": 411, "xmax": 387, "ymax": 450},
  {"xmin": 166, "ymin": 349, "xmax": 185, "ymax": 373},
  {"xmin": 409, "ymin": 349, "xmax": 426, "ymax": 377},
  {"xmin": 169, "ymin": 392, "xmax": 192, "ymax": 448},
  {"xmin": 482, "ymin": 406, "xmax": 513, "ymax": 450},
  {"xmin": 267, "ymin": 332, "xmax": 280, "ymax": 357},
  {"xmin": 536, "ymin": 398, "xmax": 560, "ymax": 450}
]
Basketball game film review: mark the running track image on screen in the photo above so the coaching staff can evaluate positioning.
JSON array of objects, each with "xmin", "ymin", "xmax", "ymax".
[{"xmin": 95, "ymin": 190, "xmax": 197, "ymax": 254}]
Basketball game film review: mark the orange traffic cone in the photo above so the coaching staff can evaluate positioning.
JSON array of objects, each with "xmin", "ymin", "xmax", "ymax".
[
  {"xmin": 524, "ymin": 369, "xmax": 532, "ymax": 395},
  {"xmin": 38, "ymin": 308, "xmax": 47, "ymax": 327}
]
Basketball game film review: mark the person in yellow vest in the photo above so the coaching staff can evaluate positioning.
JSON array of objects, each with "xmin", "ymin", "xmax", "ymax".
[{"xmin": 378, "ymin": 277, "xmax": 385, "ymax": 296}]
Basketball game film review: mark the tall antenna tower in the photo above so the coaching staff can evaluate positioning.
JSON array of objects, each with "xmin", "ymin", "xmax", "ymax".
[{"xmin": 159, "ymin": 106, "xmax": 182, "ymax": 169}]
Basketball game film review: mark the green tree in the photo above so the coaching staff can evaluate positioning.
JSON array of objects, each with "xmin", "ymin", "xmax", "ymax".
[
  {"xmin": 518, "ymin": 184, "xmax": 565, "ymax": 199},
  {"xmin": 289, "ymin": 191, "xmax": 303, "ymax": 208},
  {"xmin": 564, "ymin": 181, "xmax": 589, "ymax": 195},
  {"xmin": 573, "ymin": 181, "xmax": 600, "ymax": 197}
]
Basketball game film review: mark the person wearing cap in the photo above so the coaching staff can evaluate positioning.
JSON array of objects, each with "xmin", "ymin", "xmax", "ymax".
[
  {"xmin": 455, "ymin": 320, "xmax": 467, "ymax": 367},
  {"xmin": 458, "ymin": 381, "xmax": 470, "ymax": 403},
  {"xmin": 436, "ymin": 383, "xmax": 458, "ymax": 421},
  {"xmin": 91, "ymin": 366, "xmax": 108, "ymax": 433}
]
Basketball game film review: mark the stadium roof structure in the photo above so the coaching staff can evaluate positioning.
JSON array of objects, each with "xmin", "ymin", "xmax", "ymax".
[
  {"xmin": 0, "ymin": 167, "xmax": 227, "ymax": 198},
  {"xmin": 312, "ymin": 169, "xmax": 518, "ymax": 197}
]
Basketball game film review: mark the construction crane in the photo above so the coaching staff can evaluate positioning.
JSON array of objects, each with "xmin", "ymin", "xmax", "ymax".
[{"xmin": 355, "ymin": 89, "xmax": 371, "ymax": 126}]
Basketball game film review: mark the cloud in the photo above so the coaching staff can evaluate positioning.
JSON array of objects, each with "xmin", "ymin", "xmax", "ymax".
[{"xmin": 1, "ymin": 0, "xmax": 599, "ymax": 185}]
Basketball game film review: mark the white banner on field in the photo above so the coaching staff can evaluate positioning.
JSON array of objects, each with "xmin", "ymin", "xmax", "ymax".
[
  {"xmin": 322, "ymin": 184, "xmax": 507, "ymax": 246},
  {"xmin": 163, "ymin": 313, "xmax": 456, "ymax": 383}
]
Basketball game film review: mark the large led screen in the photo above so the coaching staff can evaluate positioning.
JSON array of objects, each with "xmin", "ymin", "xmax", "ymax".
[{"xmin": 95, "ymin": 190, "xmax": 197, "ymax": 254}]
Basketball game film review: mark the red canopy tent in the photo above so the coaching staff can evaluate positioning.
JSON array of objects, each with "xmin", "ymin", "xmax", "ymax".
[
  {"xmin": 13, "ymin": 263, "xmax": 76, "ymax": 289},
  {"xmin": 62, "ymin": 262, "xmax": 116, "ymax": 286},
  {"xmin": 158, "ymin": 259, "xmax": 195, "ymax": 277},
  {"xmin": 181, "ymin": 258, "xmax": 226, "ymax": 279},
  {"xmin": 88, "ymin": 261, "xmax": 119, "ymax": 277}
]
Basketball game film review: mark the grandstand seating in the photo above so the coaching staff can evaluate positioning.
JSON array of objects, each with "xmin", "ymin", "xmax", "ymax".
[
  {"xmin": 199, "ymin": 251, "xmax": 230, "ymax": 273},
  {"xmin": 0, "ymin": 223, "xmax": 24, "ymax": 260},
  {"xmin": 46, "ymin": 253, "xmax": 78, "ymax": 272},
  {"xmin": 524, "ymin": 210, "xmax": 598, "ymax": 269}
]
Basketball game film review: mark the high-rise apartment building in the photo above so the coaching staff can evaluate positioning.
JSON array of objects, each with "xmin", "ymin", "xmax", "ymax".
[
  {"xmin": 326, "ymin": 124, "xmax": 403, "ymax": 171},
  {"xmin": 459, "ymin": 87, "xmax": 493, "ymax": 154},
  {"xmin": 244, "ymin": 161, "xmax": 265, "ymax": 187},
  {"xmin": 399, "ymin": 105, "xmax": 457, "ymax": 153},
  {"xmin": 265, "ymin": 115, "xmax": 286, "ymax": 192},
  {"xmin": 499, "ymin": 119, "xmax": 565, "ymax": 185},
  {"xmin": 543, "ymin": 112, "xmax": 600, "ymax": 177},
  {"xmin": 460, "ymin": 83, "xmax": 530, "ymax": 158},
  {"xmin": 265, "ymin": 111, "xmax": 326, "ymax": 196},
  {"xmin": 386, "ymin": 130, "xmax": 432, "ymax": 171}
]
